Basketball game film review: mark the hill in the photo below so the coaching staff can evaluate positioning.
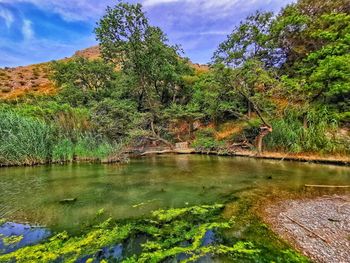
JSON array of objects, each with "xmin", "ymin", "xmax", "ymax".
[{"xmin": 0, "ymin": 46, "xmax": 209, "ymax": 100}]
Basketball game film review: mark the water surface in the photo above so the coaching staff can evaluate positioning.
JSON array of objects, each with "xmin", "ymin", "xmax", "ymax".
[{"xmin": 0, "ymin": 155, "xmax": 349, "ymax": 232}]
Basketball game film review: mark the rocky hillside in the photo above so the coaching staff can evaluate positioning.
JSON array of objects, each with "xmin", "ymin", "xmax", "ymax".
[{"xmin": 0, "ymin": 63, "xmax": 54, "ymax": 100}]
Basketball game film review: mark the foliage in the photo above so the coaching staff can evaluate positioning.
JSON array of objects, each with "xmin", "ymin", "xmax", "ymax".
[
  {"xmin": 213, "ymin": 11, "xmax": 276, "ymax": 67},
  {"xmin": 95, "ymin": 1, "xmax": 192, "ymax": 142},
  {"xmin": 264, "ymin": 108, "xmax": 347, "ymax": 153},
  {"xmin": 52, "ymin": 57, "xmax": 117, "ymax": 106},
  {"xmin": 1, "ymin": 0, "xmax": 350, "ymax": 165},
  {"xmin": 91, "ymin": 98, "xmax": 142, "ymax": 141},
  {"xmin": 192, "ymin": 128, "xmax": 225, "ymax": 151}
]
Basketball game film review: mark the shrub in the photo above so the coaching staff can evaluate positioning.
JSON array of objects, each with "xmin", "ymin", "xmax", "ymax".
[
  {"xmin": 1, "ymin": 87, "xmax": 11, "ymax": 93},
  {"xmin": 192, "ymin": 128, "xmax": 225, "ymax": 150}
]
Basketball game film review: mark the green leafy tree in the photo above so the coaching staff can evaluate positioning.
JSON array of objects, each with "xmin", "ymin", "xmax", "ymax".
[
  {"xmin": 95, "ymin": 1, "xmax": 191, "ymax": 146},
  {"xmin": 213, "ymin": 11, "xmax": 276, "ymax": 67},
  {"xmin": 52, "ymin": 57, "xmax": 117, "ymax": 106}
]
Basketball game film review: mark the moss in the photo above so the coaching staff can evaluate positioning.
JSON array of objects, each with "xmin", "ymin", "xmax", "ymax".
[
  {"xmin": 2, "ymin": 235, "xmax": 24, "ymax": 246},
  {"xmin": 0, "ymin": 218, "xmax": 5, "ymax": 226}
]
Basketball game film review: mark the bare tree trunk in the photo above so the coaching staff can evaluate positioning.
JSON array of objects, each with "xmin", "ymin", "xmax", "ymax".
[
  {"xmin": 255, "ymin": 126, "xmax": 273, "ymax": 155},
  {"xmin": 150, "ymin": 120, "xmax": 174, "ymax": 149}
]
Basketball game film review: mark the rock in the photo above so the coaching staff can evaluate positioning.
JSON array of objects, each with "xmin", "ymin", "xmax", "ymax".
[{"xmin": 59, "ymin": 198, "xmax": 77, "ymax": 204}]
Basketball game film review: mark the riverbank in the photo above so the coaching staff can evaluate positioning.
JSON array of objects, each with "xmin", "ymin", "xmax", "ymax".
[
  {"xmin": 1, "ymin": 147, "xmax": 349, "ymax": 168},
  {"xmin": 139, "ymin": 148, "xmax": 350, "ymax": 166},
  {"xmin": 262, "ymin": 195, "xmax": 350, "ymax": 263}
]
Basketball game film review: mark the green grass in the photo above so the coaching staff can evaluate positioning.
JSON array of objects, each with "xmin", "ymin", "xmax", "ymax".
[
  {"xmin": 265, "ymin": 108, "xmax": 348, "ymax": 154},
  {"xmin": 0, "ymin": 110, "xmax": 53, "ymax": 166},
  {"xmin": 0, "ymin": 110, "xmax": 116, "ymax": 166}
]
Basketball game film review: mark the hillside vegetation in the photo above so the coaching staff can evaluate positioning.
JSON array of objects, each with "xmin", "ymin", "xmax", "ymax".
[{"xmin": 0, "ymin": 0, "xmax": 349, "ymax": 166}]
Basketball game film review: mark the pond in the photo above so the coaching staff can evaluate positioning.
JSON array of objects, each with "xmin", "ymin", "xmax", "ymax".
[
  {"xmin": 1, "ymin": 155, "xmax": 349, "ymax": 233},
  {"xmin": 0, "ymin": 155, "xmax": 350, "ymax": 262}
]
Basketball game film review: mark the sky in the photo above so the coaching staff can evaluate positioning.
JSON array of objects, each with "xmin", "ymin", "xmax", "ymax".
[{"xmin": 0, "ymin": 0, "xmax": 295, "ymax": 67}]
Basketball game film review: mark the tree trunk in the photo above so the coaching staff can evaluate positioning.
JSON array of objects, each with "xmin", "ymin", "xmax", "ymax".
[
  {"xmin": 248, "ymin": 101, "xmax": 252, "ymax": 119},
  {"xmin": 303, "ymin": 114, "xmax": 308, "ymax": 129},
  {"xmin": 255, "ymin": 125, "xmax": 273, "ymax": 155},
  {"xmin": 150, "ymin": 120, "xmax": 174, "ymax": 149}
]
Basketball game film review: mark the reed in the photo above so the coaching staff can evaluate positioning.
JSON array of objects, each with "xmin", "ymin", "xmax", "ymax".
[{"xmin": 0, "ymin": 110, "xmax": 53, "ymax": 166}]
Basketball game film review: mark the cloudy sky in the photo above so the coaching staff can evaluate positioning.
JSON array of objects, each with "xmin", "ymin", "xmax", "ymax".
[{"xmin": 0, "ymin": 0, "xmax": 294, "ymax": 67}]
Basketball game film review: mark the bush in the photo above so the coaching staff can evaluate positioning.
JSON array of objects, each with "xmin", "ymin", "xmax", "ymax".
[
  {"xmin": 192, "ymin": 128, "xmax": 225, "ymax": 150},
  {"xmin": 1, "ymin": 86, "xmax": 11, "ymax": 93}
]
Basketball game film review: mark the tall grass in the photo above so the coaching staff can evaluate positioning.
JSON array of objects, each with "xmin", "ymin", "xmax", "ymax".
[
  {"xmin": 265, "ymin": 108, "xmax": 347, "ymax": 154},
  {"xmin": 52, "ymin": 134, "xmax": 115, "ymax": 162},
  {"xmin": 0, "ymin": 110, "xmax": 117, "ymax": 166},
  {"xmin": 0, "ymin": 110, "xmax": 53, "ymax": 166}
]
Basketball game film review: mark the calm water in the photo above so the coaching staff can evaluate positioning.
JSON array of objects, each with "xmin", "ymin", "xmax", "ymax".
[{"xmin": 0, "ymin": 155, "xmax": 349, "ymax": 232}]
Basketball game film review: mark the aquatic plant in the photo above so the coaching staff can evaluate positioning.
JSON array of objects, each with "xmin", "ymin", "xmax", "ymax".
[
  {"xmin": 0, "ymin": 205, "xmax": 258, "ymax": 263},
  {"xmin": 0, "ymin": 204, "xmax": 309, "ymax": 262},
  {"xmin": 0, "ymin": 220, "xmax": 133, "ymax": 263},
  {"xmin": 2, "ymin": 235, "xmax": 23, "ymax": 246},
  {"xmin": 0, "ymin": 110, "xmax": 53, "ymax": 166}
]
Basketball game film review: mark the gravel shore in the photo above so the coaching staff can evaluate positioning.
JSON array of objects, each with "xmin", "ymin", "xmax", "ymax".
[{"xmin": 264, "ymin": 195, "xmax": 350, "ymax": 263}]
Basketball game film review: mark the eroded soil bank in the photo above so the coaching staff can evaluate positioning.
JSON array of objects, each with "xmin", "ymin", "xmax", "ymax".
[{"xmin": 263, "ymin": 195, "xmax": 350, "ymax": 263}]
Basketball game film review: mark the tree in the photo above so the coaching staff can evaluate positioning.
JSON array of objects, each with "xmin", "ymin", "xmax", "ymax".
[
  {"xmin": 52, "ymin": 57, "xmax": 117, "ymax": 106},
  {"xmin": 274, "ymin": 6, "xmax": 350, "ymax": 122},
  {"xmin": 215, "ymin": 60, "xmax": 277, "ymax": 154},
  {"xmin": 213, "ymin": 11, "xmax": 276, "ymax": 68},
  {"xmin": 190, "ymin": 70, "xmax": 246, "ymax": 125},
  {"xmin": 95, "ymin": 1, "xmax": 191, "ymax": 146},
  {"xmin": 213, "ymin": 15, "xmax": 279, "ymax": 153}
]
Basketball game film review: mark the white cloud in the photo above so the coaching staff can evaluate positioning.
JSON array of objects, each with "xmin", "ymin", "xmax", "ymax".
[
  {"xmin": 22, "ymin": 19, "xmax": 34, "ymax": 40},
  {"xmin": 0, "ymin": 0, "xmax": 115, "ymax": 21},
  {"xmin": 143, "ymin": 0, "xmax": 280, "ymax": 12},
  {"xmin": 0, "ymin": 0, "xmax": 294, "ymax": 22},
  {"xmin": 0, "ymin": 6, "xmax": 14, "ymax": 27}
]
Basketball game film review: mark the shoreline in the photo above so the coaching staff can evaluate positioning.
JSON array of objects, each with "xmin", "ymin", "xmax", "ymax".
[
  {"xmin": 261, "ymin": 195, "xmax": 350, "ymax": 263},
  {"xmin": 1, "ymin": 149, "xmax": 349, "ymax": 168},
  {"xmin": 139, "ymin": 148, "xmax": 350, "ymax": 166}
]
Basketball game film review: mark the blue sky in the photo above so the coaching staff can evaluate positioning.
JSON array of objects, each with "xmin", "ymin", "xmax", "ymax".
[{"xmin": 0, "ymin": 0, "xmax": 294, "ymax": 67}]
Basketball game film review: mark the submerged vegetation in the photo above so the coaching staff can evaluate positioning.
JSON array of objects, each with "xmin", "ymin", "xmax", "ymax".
[{"xmin": 0, "ymin": 205, "xmax": 308, "ymax": 263}]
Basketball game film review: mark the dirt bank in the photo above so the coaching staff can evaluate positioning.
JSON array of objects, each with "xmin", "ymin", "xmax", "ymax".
[
  {"xmin": 138, "ymin": 148, "xmax": 350, "ymax": 166},
  {"xmin": 263, "ymin": 195, "xmax": 350, "ymax": 263}
]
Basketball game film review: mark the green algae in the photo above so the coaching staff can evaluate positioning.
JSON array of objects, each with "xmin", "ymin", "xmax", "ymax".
[
  {"xmin": 2, "ymin": 235, "xmax": 24, "ymax": 246},
  {"xmin": 0, "ymin": 204, "xmax": 309, "ymax": 263},
  {"xmin": 0, "ymin": 220, "xmax": 133, "ymax": 263}
]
